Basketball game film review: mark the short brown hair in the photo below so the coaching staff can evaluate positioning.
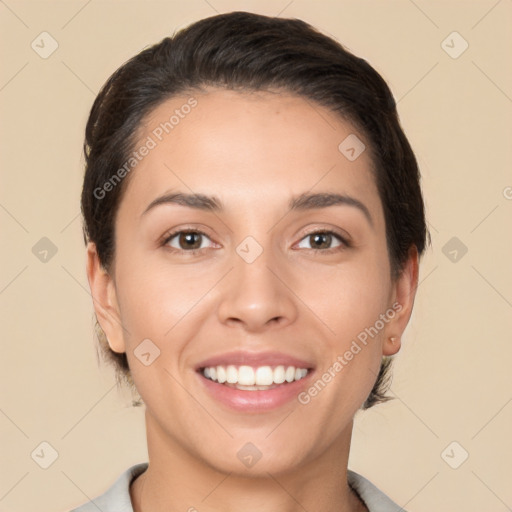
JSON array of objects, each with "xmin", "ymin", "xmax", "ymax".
[{"xmin": 81, "ymin": 11, "xmax": 429, "ymax": 408}]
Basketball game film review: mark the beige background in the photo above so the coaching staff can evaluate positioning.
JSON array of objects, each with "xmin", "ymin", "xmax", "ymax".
[{"xmin": 1, "ymin": 1, "xmax": 511, "ymax": 511}]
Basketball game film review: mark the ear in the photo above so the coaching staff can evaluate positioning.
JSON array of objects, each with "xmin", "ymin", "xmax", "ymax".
[
  {"xmin": 86, "ymin": 242, "xmax": 126, "ymax": 354},
  {"xmin": 382, "ymin": 245, "xmax": 420, "ymax": 356}
]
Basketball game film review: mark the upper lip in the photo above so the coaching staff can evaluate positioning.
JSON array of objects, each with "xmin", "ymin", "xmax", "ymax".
[{"xmin": 195, "ymin": 350, "xmax": 315, "ymax": 370}]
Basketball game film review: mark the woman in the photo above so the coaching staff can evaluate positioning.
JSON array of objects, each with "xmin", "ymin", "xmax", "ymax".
[{"xmin": 73, "ymin": 11, "xmax": 429, "ymax": 512}]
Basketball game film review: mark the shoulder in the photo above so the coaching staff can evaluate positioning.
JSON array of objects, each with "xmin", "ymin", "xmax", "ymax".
[
  {"xmin": 69, "ymin": 462, "xmax": 148, "ymax": 512},
  {"xmin": 347, "ymin": 470, "xmax": 406, "ymax": 512}
]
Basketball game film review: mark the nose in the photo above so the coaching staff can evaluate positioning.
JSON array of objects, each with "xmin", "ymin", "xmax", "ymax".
[{"xmin": 216, "ymin": 248, "xmax": 298, "ymax": 333}]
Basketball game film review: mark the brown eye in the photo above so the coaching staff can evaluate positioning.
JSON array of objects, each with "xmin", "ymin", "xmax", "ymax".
[
  {"xmin": 164, "ymin": 230, "xmax": 212, "ymax": 251},
  {"xmin": 179, "ymin": 232, "xmax": 202, "ymax": 250},
  {"xmin": 309, "ymin": 233, "xmax": 332, "ymax": 249},
  {"xmin": 296, "ymin": 230, "xmax": 346, "ymax": 251}
]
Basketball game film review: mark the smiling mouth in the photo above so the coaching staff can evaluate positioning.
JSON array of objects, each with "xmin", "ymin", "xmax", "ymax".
[{"xmin": 200, "ymin": 364, "xmax": 311, "ymax": 391}]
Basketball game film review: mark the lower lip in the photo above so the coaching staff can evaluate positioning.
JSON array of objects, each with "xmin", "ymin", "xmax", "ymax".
[{"xmin": 198, "ymin": 372, "xmax": 314, "ymax": 412}]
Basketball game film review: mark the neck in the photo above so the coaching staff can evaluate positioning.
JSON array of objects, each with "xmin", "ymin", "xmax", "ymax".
[{"xmin": 130, "ymin": 410, "xmax": 367, "ymax": 512}]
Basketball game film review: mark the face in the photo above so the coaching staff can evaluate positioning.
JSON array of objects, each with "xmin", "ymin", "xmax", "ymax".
[{"xmin": 88, "ymin": 88, "xmax": 417, "ymax": 475}]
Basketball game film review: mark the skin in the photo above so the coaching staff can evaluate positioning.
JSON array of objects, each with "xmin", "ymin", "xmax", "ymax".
[{"xmin": 87, "ymin": 89, "xmax": 419, "ymax": 512}]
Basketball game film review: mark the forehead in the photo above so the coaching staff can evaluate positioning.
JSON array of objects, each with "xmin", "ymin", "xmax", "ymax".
[{"xmin": 121, "ymin": 88, "xmax": 382, "ymax": 223}]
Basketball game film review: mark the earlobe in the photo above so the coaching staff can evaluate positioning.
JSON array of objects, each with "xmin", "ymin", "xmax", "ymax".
[
  {"xmin": 383, "ymin": 335, "xmax": 401, "ymax": 356},
  {"xmin": 85, "ymin": 242, "xmax": 126, "ymax": 354}
]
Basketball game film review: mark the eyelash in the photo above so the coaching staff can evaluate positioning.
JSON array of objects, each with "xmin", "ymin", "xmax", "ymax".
[{"xmin": 161, "ymin": 228, "xmax": 351, "ymax": 255}]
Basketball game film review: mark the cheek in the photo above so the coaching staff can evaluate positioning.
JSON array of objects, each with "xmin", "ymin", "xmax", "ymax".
[
  {"xmin": 295, "ymin": 270, "xmax": 387, "ymax": 421},
  {"xmin": 113, "ymin": 256, "xmax": 224, "ymax": 396},
  {"xmin": 296, "ymin": 252, "xmax": 391, "ymax": 343},
  {"xmin": 292, "ymin": 250, "xmax": 390, "ymax": 405},
  {"xmin": 114, "ymin": 255, "xmax": 212, "ymax": 336}
]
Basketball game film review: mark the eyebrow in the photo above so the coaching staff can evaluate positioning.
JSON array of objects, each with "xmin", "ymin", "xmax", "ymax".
[
  {"xmin": 142, "ymin": 191, "xmax": 373, "ymax": 227},
  {"xmin": 289, "ymin": 192, "xmax": 373, "ymax": 227}
]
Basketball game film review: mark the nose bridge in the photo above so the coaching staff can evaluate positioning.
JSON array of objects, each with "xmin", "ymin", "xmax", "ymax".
[{"xmin": 216, "ymin": 237, "xmax": 297, "ymax": 330}]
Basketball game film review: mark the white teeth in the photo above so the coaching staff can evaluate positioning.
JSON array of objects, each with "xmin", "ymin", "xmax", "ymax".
[
  {"xmin": 202, "ymin": 364, "xmax": 309, "ymax": 387},
  {"xmin": 239, "ymin": 365, "xmax": 255, "ymax": 386},
  {"xmin": 226, "ymin": 365, "xmax": 238, "ymax": 384},
  {"xmin": 216, "ymin": 366, "xmax": 226, "ymax": 383},
  {"xmin": 295, "ymin": 368, "xmax": 307, "ymax": 380},
  {"xmin": 255, "ymin": 366, "xmax": 273, "ymax": 386},
  {"xmin": 285, "ymin": 366, "xmax": 295, "ymax": 382},
  {"xmin": 273, "ymin": 365, "xmax": 286, "ymax": 384}
]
